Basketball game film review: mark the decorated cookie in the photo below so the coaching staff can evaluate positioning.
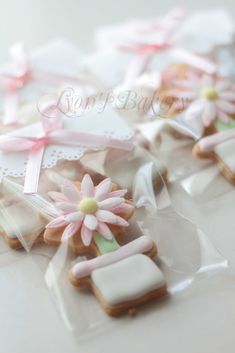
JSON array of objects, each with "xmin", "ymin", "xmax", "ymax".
[
  {"xmin": 44, "ymin": 174, "xmax": 167, "ymax": 315},
  {"xmin": 214, "ymin": 118, "xmax": 235, "ymax": 132},
  {"xmin": 193, "ymin": 128, "xmax": 235, "ymax": 184},
  {"xmin": 0, "ymin": 198, "xmax": 46, "ymax": 249},
  {"xmin": 69, "ymin": 235, "xmax": 166, "ymax": 316},
  {"xmin": 168, "ymin": 73, "xmax": 235, "ymax": 137},
  {"xmin": 0, "ymin": 41, "xmax": 84, "ymax": 126},
  {"xmin": 44, "ymin": 174, "xmax": 134, "ymax": 254}
]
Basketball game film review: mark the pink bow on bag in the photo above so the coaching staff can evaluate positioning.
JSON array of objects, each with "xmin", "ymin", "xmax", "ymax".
[
  {"xmin": 119, "ymin": 8, "xmax": 217, "ymax": 82},
  {"xmin": 0, "ymin": 42, "xmax": 85, "ymax": 125},
  {"xmin": 0, "ymin": 102, "xmax": 134, "ymax": 194},
  {"xmin": 0, "ymin": 43, "xmax": 32, "ymax": 125}
]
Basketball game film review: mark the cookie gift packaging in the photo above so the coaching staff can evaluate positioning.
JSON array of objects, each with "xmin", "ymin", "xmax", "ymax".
[
  {"xmin": 43, "ymin": 174, "xmax": 166, "ymax": 316},
  {"xmin": 78, "ymin": 9, "xmax": 235, "ymax": 194},
  {"xmin": 193, "ymin": 128, "xmax": 235, "ymax": 184},
  {"xmin": 174, "ymin": 75, "xmax": 235, "ymax": 201},
  {"xmin": 0, "ymin": 12, "xmax": 232, "ymax": 342},
  {"xmin": 180, "ymin": 128, "xmax": 235, "ymax": 202},
  {"xmin": 0, "ymin": 99, "xmax": 137, "ymax": 250},
  {"xmin": 82, "ymin": 8, "xmax": 235, "ymax": 176},
  {"xmin": 83, "ymin": 8, "xmax": 233, "ymax": 91},
  {"xmin": 0, "ymin": 40, "xmax": 85, "ymax": 128},
  {"xmin": 35, "ymin": 159, "xmax": 227, "ymax": 338},
  {"xmin": 0, "ymin": 99, "xmax": 225, "ymax": 322},
  {"xmin": 136, "ymin": 68, "xmax": 235, "ymax": 178}
]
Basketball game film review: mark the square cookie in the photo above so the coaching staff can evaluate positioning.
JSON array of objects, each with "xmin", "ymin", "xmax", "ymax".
[{"xmin": 92, "ymin": 254, "xmax": 166, "ymax": 306}]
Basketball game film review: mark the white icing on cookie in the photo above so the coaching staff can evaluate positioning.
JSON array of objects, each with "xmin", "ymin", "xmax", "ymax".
[
  {"xmin": 0, "ymin": 203, "xmax": 45, "ymax": 238},
  {"xmin": 215, "ymin": 139, "xmax": 235, "ymax": 173},
  {"xmin": 91, "ymin": 254, "xmax": 166, "ymax": 305},
  {"xmin": 72, "ymin": 235, "xmax": 154, "ymax": 278}
]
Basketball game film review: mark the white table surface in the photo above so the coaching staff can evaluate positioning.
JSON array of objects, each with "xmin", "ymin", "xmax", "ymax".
[{"xmin": 1, "ymin": 1, "xmax": 235, "ymax": 352}]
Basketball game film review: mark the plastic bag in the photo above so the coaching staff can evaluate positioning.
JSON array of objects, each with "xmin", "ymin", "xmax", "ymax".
[
  {"xmin": 0, "ymin": 160, "xmax": 88, "ymax": 251},
  {"xmin": 23, "ymin": 154, "xmax": 228, "ymax": 341}
]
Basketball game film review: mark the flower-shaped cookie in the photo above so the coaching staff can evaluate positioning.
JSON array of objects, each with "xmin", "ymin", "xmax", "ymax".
[
  {"xmin": 45, "ymin": 174, "xmax": 134, "ymax": 247},
  {"xmin": 170, "ymin": 73, "xmax": 235, "ymax": 127}
]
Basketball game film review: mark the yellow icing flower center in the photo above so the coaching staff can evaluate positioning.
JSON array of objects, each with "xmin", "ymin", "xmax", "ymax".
[
  {"xmin": 79, "ymin": 198, "xmax": 98, "ymax": 214},
  {"xmin": 201, "ymin": 86, "xmax": 218, "ymax": 100}
]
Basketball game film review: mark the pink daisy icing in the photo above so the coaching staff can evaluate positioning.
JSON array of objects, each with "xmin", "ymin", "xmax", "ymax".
[
  {"xmin": 171, "ymin": 73, "xmax": 235, "ymax": 127},
  {"xmin": 46, "ymin": 175, "xmax": 134, "ymax": 246}
]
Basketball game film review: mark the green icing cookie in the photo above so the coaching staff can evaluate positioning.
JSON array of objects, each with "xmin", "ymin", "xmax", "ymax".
[
  {"xmin": 94, "ymin": 233, "xmax": 120, "ymax": 254},
  {"xmin": 216, "ymin": 119, "xmax": 235, "ymax": 131}
]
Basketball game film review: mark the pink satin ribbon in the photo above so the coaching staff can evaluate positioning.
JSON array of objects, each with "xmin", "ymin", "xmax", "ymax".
[
  {"xmin": 0, "ymin": 103, "xmax": 134, "ymax": 194},
  {"xmin": 119, "ymin": 8, "xmax": 217, "ymax": 82},
  {"xmin": 119, "ymin": 8, "xmax": 185, "ymax": 81},
  {"xmin": 0, "ymin": 42, "xmax": 84, "ymax": 125}
]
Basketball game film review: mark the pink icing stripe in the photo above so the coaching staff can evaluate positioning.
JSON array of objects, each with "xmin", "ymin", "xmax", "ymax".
[
  {"xmin": 198, "ymin": 128, "xmax": 235, "ymax": 152},
  {"xmin": 71, "ymin": 235, "xmax": 154, "ymax": 279}
]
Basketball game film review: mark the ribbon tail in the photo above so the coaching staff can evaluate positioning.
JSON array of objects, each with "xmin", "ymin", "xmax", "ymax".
[
  {"xmin": 3, "ymin": 90, "xmax": 19, "ymax": 125},
  {"xmin": 10, "ymin": 42, "xmax": 29, "ymax": 76},
  {"xmin": 170, "ymin": 48, "xmax": 217, "ymax": 74},
  {"xmin": 124, "ymin": 52, "xmax": 152, "ymax": 84},
  {"xmin": 24, "ymin": 146, "xmax": 45, "ymax": 194},
  {"xmin": 102, "ymin": 136, "xmax": 134, "ymax": 151}
]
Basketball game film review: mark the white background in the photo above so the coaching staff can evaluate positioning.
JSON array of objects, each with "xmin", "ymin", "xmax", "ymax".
[
  {"xmin": 0, "ymin": 1, "xmax": 235, "ymax": 353},
  {"xmin": 1, "ymin": 0, "xmax": 235, "ymax": 61}
]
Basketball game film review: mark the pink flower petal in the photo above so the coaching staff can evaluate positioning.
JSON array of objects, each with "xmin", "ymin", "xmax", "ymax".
[
  {"xmin": 112, "ymin": 203, "xmax": 134, "ymax": 214},
  {"xmin": 173, "ymin": 79, "xmax": 190, "ymax": 89},
  {"xmin": 218, "ymin": 91, "xmax": 235, "ymax": 101},
  {"xmin": 96, "ymin": 209, "xmax": 117, "ymax": 224},
  {"xmin": 174, "ymin": 78, "xmax": 199, "ymax": 90},
  {"xmin": 217, "ymin": 110, "xmax": 231, "ymax": 124},
  {"xmin": 106, "ymin": 189, "xmax": 128, "ymax": 198},
  {"xmin": 64, "ymin": 211, "xmax": 84, "ymax": 223},
  {"xmin": 81, "ymin": 225, "xmax": 93, "ymax": 246},
  {"xmin": 169, "ymin": 99, "xmax": 187, "ymax": 112},
  {"xmin": 81, "ymin": 174, "xmax": 95, "ymax": 197},
  {"xmin": 48, "ymin": 191, "xmax": 68, "ymax": 202},
  {"xmin": 84, "ymin": 214, "xmax": 98, "ymax": 230},
  {"xmin": 202, "ymin": 75, "xmax": 214, "ymax": 87},
  {"xmin": 95, "ymin": 178, "xmax": 112, "ymax": 201},
  {"xmin": 216, "ymin": 100, "xmax": 235, "ymax": 114},
  {"xmin": 46, "ymin": 216, "xmax": 68, "ymax": 229},
  {"xmin": 215, "ymin": 80, "xmax": 231, "ymax": 92},
  {"xmin": 188, "ymin": 72, "xmax": 201, "ymax": 83},
  {"xmin": 61, "ymin": 180, "xmax": 82, "ymax": 203},
  {"xmin": 44, "ymin": 204, "xmax": 63, "ymax": 218},
  {"xmin": 201, "ymin": 101, "xmax": 217, "ymax": 126},
  {"xmin": 61, "ymin": 222, "xmax": 81, "ymax": 242},
  {"xmin": 168, "ymin": 91, "xmax": 197, "ymax": 100},
  {"xmin": 98, "ymin": 197, "xmax": 124, "ymax": 210},
  {"xmin": 97, "ymin": 222, "xmax": 113, "ymax": 240},
  {"xmin": 115, "ymin": 216, "xmax": 129, "ymax": 227},
  {"xmin": 55, "ymin": 202, "xmax": 77, "ymax": 212}
]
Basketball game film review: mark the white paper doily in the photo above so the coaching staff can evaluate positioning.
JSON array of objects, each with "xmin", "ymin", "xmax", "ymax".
[{"xmin": 0, "ymin": 105, "xmax": 133, "ymax": 180}]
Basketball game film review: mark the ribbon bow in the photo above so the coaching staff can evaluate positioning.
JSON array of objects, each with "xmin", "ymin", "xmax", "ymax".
[
  {"xmin": 120, "ymin": 8, "xmax": 217, "ymax": 82},
  {"xmin": 0, "ymin": 102, "xmax": 134, "ymax": 194},
  {"xmin": 0, "ymin": 42, "xmax": 86, "ymax": 125}
]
